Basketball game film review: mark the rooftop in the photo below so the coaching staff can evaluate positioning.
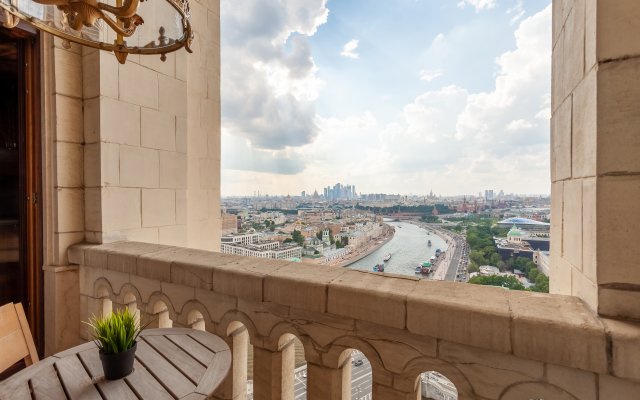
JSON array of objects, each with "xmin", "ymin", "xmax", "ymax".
[{"xmin": 498, "ymin": 217, "xmax": 550, "ymax": 226}]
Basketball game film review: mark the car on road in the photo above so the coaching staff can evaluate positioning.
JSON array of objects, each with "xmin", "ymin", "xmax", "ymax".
[{"xmin": 353, "ymin": 359, "xmax": 364, "ymax": 367}]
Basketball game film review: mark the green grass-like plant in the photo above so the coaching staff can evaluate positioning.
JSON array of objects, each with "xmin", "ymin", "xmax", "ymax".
[{"xmin": 85, "ymin": 308, "xmax": 144, "ymax": 354}]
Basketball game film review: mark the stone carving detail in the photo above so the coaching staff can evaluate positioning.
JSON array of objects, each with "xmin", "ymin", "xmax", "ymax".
[{"xmin": 32, "ymin": 0, "xmax": 144, "ymax": 37}]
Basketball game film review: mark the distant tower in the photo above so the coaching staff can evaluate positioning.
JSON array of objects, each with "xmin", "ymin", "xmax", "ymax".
[{"xmin": 322, "ymin": 229, "xmax": 330, "ymax": 244}]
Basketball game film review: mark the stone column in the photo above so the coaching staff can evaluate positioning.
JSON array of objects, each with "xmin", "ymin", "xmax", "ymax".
[
  {"xmin": 551, "ymin": 0, "xmax": 640, "ymax": 319},
  {"xmin": 341, "ymin": 356, "xmax": 352, "ymax": 400},
  {"xmin": 42, "ymin": 33, "xmax": 85, "ymax": 355},
  {"xmin": 252, "ymin": 339, "xmax": 295, "ymax": 400},
  {"xmin": 186, "ymin": 0, "xmax": 222, "ymax": 251},
  {"xmin": 307, "ymin": 351, "xmax": 351, "ymax": 400},
  {"xmin": 306, "ymin": 362, "xmax": 343, "ymax": 400},
  {"xmin": 212, "ymin": 328, "xmax": 249, "ymax": 400}
]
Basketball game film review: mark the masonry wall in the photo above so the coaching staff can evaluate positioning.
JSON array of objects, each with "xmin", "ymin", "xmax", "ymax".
[
  {"xmin": 43, "ymin": 0, "xmax": 221, "ymax": 353},
  {"xmin": 187, "ymin": 0, "xmax": 222, "ymax": 251},
  {"xmin": 42, "ymin": 35, "xmax": 87, "ymax": 354},
  {"xmin": 550, "ymin": 0, "xmax": 640, "ymax": 319},
  {"xmin": 81, "ymin": 0, "xmax": 221, "ymax": 250}
]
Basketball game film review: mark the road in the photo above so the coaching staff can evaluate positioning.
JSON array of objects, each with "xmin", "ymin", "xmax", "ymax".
[
  {"xmin": 413, "ymin": 223, "xmax": 468, "ymax": 283},
  {"xmin": 349, "ymin": 352, "xmax": 373, "ymax": 400},
  {"xmin": 444, "ymin": 234, "xmax": 469, "ymax": 282}
]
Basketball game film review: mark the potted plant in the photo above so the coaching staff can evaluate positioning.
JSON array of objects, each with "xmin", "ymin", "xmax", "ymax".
[{"xmin": 86, "ymin": 308, "xmax": 143, "ymax": 380}]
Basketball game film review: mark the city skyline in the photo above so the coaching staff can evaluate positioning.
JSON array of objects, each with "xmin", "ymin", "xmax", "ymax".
[
  {"xmin": 221, "ymin": 190, "xmax": 550, "ymax": 198},
  {"xmin": 221, "ymin": 182, "xmax": 549, "ymax": 198},
  {"xmin": 221, "ymin": 0, "xmax": 552, "ymax": 196}
]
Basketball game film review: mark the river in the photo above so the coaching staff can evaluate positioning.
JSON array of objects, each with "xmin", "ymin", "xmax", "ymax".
[{"xmin": 347, "ymin": 221, "xmax": 449, "ymax": 277}]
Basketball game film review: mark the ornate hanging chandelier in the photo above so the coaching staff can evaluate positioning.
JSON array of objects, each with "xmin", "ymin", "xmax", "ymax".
[{"xmin": 0, "ymin": 0, "xmax": 192, "ymax": 63}]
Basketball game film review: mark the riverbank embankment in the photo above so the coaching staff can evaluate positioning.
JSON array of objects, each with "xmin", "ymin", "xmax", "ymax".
[
  {"xmin": 410, "ymin": 222, "xmax": 458, "ymax": 280},
  {"xmin": 320, "ymin": 224, "xmax": 395, "ymax": 267}
]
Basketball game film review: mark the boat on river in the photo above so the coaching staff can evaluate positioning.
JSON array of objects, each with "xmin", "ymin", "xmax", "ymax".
[
  {"xmin": 383, "ymin": 253, "xmax": 391, "ymax": 262},
  {"xmin": 420, "ymin": 262, "xmax": 432, "ymax": 274},
  {"xmin": 373, "ymin": 263, "xmax": 385, "ymax": 272}
]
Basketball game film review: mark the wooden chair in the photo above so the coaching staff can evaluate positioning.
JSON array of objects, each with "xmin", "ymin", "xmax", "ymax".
[{"xmin": 0, "ymin": 303, "xmax": 39, "ymax": 374}]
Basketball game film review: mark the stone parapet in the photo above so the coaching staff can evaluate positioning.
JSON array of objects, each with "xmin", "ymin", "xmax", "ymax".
[{"xmin": 70, "ymin": 241, "xmax": 640, "ymax": 399}]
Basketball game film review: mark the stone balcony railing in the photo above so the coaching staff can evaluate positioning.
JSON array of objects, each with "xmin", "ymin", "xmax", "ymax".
[{"xmin": 68, "ymin": 241, "xmax": 640, "ymax": 400}]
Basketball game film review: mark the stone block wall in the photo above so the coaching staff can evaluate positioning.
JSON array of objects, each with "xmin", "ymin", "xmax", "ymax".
[
  {"xmin": 551, "ymin": 0, "xmax": 640, "ymax": 319},
  {"xmin": 74, "ymin": 0, "xmax": 220, "ymax": 250},
  {"xmin": 70, "ymin": 242, "xmax": 640, "ymax": 400},
  {"xmin": 187, "ymin": 0, "xmax": 222, "ymax": 251},
  {"xmin": 42, "ymin": 0, "xmax": 221, "ymax": 354},
  {"xmin": 42, "ymin": 36, "xmax": 86, "ymax": 354},
  {"xmin": 82, "ymin": 44, "xmax": 187, "ymax": 245}
]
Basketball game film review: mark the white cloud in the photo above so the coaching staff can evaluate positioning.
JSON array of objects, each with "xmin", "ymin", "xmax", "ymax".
[
  {"xmin": 455, "ymin": 5, "xmax": 551, "ymax": 157},
  {"xmin": 506, "ymin": 119, "xmax": 536, "ymax": 131},
  {"xmin": 222, "ymin": 132, "xmax": 305, "ymax": 174},
  {"xmin": 419, "ymin": 69, "xmax": 444, "ymax": 82},
  {"xmin": 221, "ymin": 0, "xmax": 329, "ymax": 150},
  {"xmin": 457, "ymin": 0, "xmax": 498, "ymax": 12},
  {"xmin": 315, "ymin": 5, "xmax": 551, "ymax": 195},
  {"xmin": 340, "ymin": 39, "xmax": 360, "ymax": 59}
]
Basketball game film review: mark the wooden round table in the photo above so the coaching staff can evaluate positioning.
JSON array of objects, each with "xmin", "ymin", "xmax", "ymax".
[{"xmin": 0, "ymin": 328, "xmax": 231, "ymax": 400}]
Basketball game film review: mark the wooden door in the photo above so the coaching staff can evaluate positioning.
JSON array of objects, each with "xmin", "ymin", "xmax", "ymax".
[{"xmin": 0, "ymin": 26, "xmax": 43, "ymax": 355}]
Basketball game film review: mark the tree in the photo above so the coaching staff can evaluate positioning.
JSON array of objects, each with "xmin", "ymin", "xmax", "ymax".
[
  {"xmin": 468, "ymin": 263, "xmax": 480, "ymax": 273},
  {"xmin": 421, "ymin": 215, "xmax": 439, "ymax": 223},
  {"xmin": 329, "ymin": 232, "xmax": 335, "ymax": 245},
  {"xmin": 316, "ymin": 231, "xmax": 323, "ymax": 240},
  {"xmin": 530, "ymin": 274, "xmax": 549, "ymax": 293},
  {"xmin": 489, "ymin": 252, "xmax": 501, "ymax": 267},
  {"xmin": 469, "ymin": 250, "xmax": 487, "ymax": 266},
  {"xmin": 291, "ymin": 230, "xmax": 305, "ymax": 247},
  {"xmin": 468, "ymin": 275, "xmax": 525, "ymax": 291}
]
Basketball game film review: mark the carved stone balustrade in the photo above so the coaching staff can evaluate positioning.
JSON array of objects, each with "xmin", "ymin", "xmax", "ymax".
[{"xmin": 68, "ymin": 241, "xmax": 640, "ymax": 400}]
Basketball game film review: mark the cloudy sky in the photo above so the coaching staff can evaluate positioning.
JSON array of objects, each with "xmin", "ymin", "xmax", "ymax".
[{"xmin": 221, "ymin": 0, "xmax": 552, "ymax": 196}]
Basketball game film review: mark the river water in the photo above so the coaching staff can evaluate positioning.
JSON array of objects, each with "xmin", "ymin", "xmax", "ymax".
[{"xmin": 347, "ymin": 221, "xmax": 449, "ymax": 277}]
